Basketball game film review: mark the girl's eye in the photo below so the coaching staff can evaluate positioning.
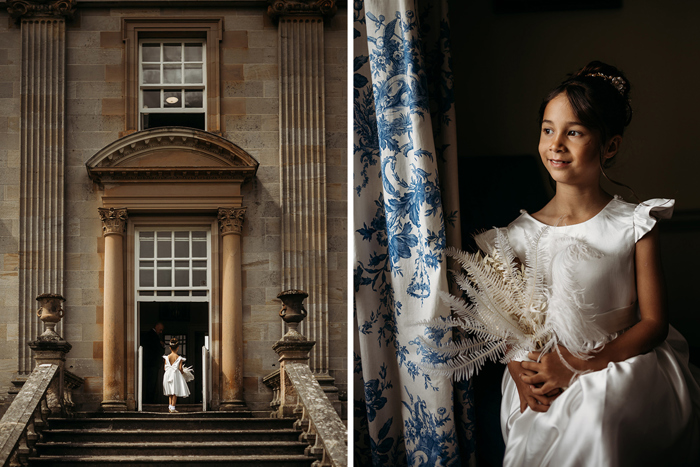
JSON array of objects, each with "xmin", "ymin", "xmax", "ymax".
[
  {"xmin": 542, "ymin": 128, "xmax": 553, "ymax": 135},
  {"xmin": 568, "ymin": 130, "xmax": 582, "ymax": 137}
]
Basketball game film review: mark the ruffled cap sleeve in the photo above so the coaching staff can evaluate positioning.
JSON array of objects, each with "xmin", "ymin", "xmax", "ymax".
[{"xmin": 634, "ymin": 198, "xmax": 674, "ymax": 242}]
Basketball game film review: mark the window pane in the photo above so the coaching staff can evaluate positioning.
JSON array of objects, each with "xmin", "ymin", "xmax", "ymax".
[
  {"xmin": 139, "ymin": 269, "xmax": 154, "ymax": 287},
  {"xmin": 192, "ymin": 260, "xmax": 207, "ymax": 268},
  {"xmin": 174, "ymin": 291, "xmax": 189, "ymax": 297},
  {"xmin": 192, "ymin": 291, "xmax": 207, "ymax": 297},
  {"xmin": 192, "ymin": 269, "xmax": 206, "ymax": 287},
  {"xmin": 184, "ymin": 43, "xmax": 203, "ymax": 62},
  {"xmin": 163, "ymin": 43, "xmax": 181, "ymax": 62},
  {"xmin": 139, "ymin": 261, "xmax": 154, "ymax": 268},
  {"xmin": 174, "ymin": 239, "xmax": 188, "ymax": 258},
  {"xmin": 142, "ymin": 64, "xmax": 160, "ymax": 84},
  {"xmin": 163, "ymin": 65, "xmax": 182, "ymax": 84},
  {"xmin": 175, "ymin": 269, "xmax": 189, "ymax": 287},
  {"xmin": 184, "ymin": 90, "xmax": 203, "ymax": 108},
  {"xmin": 157, "ymin": 232, "xmax": 171, "ymax": 258},
  {"xmin": 157, "ymin": 268, "xmax": 172, "ymax": 287},
  {"xmin": 142, "ymin": 43, "xmax": 160, "ymax": 62},
  {"xmin": 192, "ymin": 235, "xmax": 206, "ymax": 257},
  {"xmin": 164, "ymin": 91, "xmax": 182, "ymax": 108},
  {"xmin": 184, "ymin": 64, "xmax": 203, "ymax": 84},
  {"xmin": 139, "ymin": 232, "xmax": 155, "ymax": 258},
  {"xmin": 157, "ymin": 291, "xmax": 171, "ymax": 296},
  {"xmin": 139, "ymin": 291, "xmax": 154, "ymax": 296},
  {"xmin": 142, "ymin": 90, "xmax": 160, "ymax": 109}
]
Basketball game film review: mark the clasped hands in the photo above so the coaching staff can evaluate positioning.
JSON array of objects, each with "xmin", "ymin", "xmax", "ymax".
[{"xmin": 510, "ymin": 345, "xmax": 582, "ymax": 413}]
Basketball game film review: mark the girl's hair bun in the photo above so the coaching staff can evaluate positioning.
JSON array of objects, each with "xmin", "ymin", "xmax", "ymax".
[
  {"xmin": 572, "ymin": 60, "xmax": 631, "ymax": 100},
  {"xmin": 169, "ymin": 337, "xmax": 179, "ymax": 347}
]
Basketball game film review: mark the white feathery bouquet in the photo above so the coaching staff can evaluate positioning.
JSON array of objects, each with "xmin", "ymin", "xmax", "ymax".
[{"xmin": 420, "ymin": 227, "xmax": 608, "ymax": 381}]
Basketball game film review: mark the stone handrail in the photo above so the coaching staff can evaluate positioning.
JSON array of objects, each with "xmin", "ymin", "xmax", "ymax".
[
  {"xmin": 285, "ymin": 362, "xmax": 347, "ymax": 467},
  {"xmin": 0, "ymin": 364, "xmax": 58, "ymax": 467}
]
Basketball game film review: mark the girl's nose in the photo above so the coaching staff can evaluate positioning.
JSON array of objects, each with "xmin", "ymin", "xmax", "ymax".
[{"xmin": 550, "ymin": 133, "xmax": 565, "ymax": 152}]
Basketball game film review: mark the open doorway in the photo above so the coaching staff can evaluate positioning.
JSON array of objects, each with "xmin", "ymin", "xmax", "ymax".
[{"xmin": 139, "ymin": 302, "xmax": 209, "ymax": 405}]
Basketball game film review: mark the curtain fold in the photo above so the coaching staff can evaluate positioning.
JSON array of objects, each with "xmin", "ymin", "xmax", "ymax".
[{"xmin": 353, "ymin": 0, "xmax": 476, "ymax": 464}]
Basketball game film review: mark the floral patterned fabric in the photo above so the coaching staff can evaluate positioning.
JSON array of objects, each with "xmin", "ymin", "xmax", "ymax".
[{"xmin": 353, "ymin": 0, "xmax": 476, "ymax": 465}]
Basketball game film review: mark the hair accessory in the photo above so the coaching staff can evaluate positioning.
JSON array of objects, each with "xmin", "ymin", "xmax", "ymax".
[{"xmin": 585, "ymin": 72, "xmax": 626, "ymax": 96}]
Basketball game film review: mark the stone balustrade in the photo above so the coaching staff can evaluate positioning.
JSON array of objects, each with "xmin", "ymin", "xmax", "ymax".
[
  {"xmin": 285, "ymin": 362, "xmax": 347, "ymax": 467},
  {"xmin": 0, "ymin": 364, "xmax": 58, "ymax": 466}
]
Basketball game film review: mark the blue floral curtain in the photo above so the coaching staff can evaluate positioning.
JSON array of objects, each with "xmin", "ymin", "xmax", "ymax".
[{"xmin": 353, "ymin": 0, "xmax": 476, "ymax": 465}]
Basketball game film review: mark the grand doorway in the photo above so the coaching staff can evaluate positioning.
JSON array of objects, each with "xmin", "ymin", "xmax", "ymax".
[{"xmin": 139, "ymin": 302, "xmax": 209, "ymax": 405}]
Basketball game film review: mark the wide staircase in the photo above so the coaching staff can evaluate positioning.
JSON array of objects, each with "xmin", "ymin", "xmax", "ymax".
[{"xmin": 27, "ymin": 406, "xmax": 315, "ymax": 466}]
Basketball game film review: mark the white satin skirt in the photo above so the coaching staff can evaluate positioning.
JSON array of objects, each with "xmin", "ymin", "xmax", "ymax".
[{"xmin": 501, "ymin": 327, "xmax": 700, "ymax": 467}]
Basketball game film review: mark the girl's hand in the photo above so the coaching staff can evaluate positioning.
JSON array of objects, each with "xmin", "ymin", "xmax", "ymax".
[
  {"xmin": 520, "ymin": 346, "xmax": 582, "ymax": 395},
  {"xmin": 508, "ymin": 361, "xmax": 562, "ymax": 413}
]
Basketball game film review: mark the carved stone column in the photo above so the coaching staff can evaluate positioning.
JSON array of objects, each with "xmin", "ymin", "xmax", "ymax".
[
  {"xmin": 8, "ymin": 0, "xmax": 76, "ymax": 376},
  {"xmin": 98, "ymin": 207, "xmax": 128, "ymax": 412},
  {"xmin": 268, "ymin": 0, "xmax": 336, "ymax": 377},
  {"xmin": 218, "ymin": 207, "xmax": 247, "ymax": 411}
]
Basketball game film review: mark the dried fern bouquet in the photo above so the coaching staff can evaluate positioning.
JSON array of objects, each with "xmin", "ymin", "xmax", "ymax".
[{"xmin": 422, "ymin": 228, "xmax": 607, "ymax": 381}]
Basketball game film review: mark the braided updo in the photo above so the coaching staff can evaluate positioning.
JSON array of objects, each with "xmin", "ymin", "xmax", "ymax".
[
  {"xmin": 539, "ymin": 61, "xmax": 632, "ymax": 168},
  {"xmin": 169, "ymin": 337, "xmax": 179, "ymax": 350}
]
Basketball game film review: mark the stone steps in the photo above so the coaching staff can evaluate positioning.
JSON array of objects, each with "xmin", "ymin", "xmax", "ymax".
[
  {"xmin": 28, "ymin": 412, "xmax": 315, "ymax": 466},
  {"xmin": 28, "ymin": 454, "xmax": 315, "ymax": 466}
]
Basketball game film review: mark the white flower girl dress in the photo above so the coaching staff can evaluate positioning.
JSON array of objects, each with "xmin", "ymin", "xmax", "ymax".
[
  {"xmin": 163, "ymin": 355, "xmax": 190, "ymax": 398},
  {"xmin": 493, "ymin": 197, "xmax": 700, "ymax": 467}
]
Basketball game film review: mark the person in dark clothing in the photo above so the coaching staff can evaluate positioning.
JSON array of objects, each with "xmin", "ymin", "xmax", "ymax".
[{"xmin": 141, "ymin": 322, "xmax": 164, "ymax": 404}]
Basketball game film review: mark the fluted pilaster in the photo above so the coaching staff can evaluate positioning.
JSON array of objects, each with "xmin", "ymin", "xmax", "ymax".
[
  {"xmin": 14, "ymin": 1, "xmax": 74, "ymax": 374},
  {"xmin": 274, "ymin": 3, "xmax": 335, "ymax": 375}
]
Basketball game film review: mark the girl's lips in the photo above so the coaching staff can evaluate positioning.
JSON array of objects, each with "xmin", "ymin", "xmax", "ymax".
[{"xmin": 548, "ymin": 159, "xmax": 571, "ymax": 167}]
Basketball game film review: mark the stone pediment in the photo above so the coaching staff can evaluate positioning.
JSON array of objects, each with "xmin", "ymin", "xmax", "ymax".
[{"xmin": 86, "ymin": 127, "xmax": 258, "ymax": 184}]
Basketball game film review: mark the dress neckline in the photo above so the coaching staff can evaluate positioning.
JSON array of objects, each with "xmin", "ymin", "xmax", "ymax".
[{"xmin": 522, "ymin": 196, "xmax": 619, "ymax": 228}]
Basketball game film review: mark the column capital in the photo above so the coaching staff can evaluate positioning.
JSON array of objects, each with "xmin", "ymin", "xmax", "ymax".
[
  {"xmin": 218, "ymin": 207, "xmax": 246, "ymax": 236},
  {"xmin": 267, "ymin": 0, "xmax": 337, "ymax": 21},
  {"xmin": 98, "ymin": 207, "xmax": 128, "ymax": 236},
  {"xmin": 7, "ymin": 0, "xmax": 77, "ymax": 21}
]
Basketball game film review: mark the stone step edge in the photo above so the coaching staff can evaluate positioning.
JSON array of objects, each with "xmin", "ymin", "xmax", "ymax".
[
  {"xmin": 36, "ymin": 441, "xmax": 306, "ymax": 448},
  {"xmin": 44, "ymin": 429, "xmax": 300, "ymax": 434},
  {"xmin": 29, "ymin": 454, "xmax": 315, "ymax": 461}
]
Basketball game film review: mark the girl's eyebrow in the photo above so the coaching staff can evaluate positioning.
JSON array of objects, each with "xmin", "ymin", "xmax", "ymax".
[{"xmin": 541, "ymin": 119, "xmax": 585, "ymax": 126}]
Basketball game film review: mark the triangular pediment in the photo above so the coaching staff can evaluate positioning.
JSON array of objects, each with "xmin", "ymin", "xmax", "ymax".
[{"xmin": 86, "ymin": 127, "xmax": 259, "ymax": 183}]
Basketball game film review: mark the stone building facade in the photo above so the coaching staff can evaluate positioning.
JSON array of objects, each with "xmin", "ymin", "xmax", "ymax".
[{"xmin": 0, "ymin": 0, "xmax": 347, "ymax": 413}]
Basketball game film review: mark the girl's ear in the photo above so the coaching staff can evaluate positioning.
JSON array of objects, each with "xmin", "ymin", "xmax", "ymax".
[{"xmin": 603, "ymin": 135, "xmax": 623, "ymax": 160}]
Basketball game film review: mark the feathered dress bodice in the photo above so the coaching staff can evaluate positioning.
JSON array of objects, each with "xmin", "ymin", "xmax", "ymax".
[{"xmin": 494, "ymin": 197, "xmax": 700, "ymax": 467}]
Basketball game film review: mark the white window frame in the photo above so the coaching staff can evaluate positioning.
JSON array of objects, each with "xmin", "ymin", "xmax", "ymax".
[
  {"xmin": 138, "ymin": 39, "xmax": 207, "ymax": 130},
  {"xmin": 135, "ymin": 227, "xmax": 212, "ymax": 303}
]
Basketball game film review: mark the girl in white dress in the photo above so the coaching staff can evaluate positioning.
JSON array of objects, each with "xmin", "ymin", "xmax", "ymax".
[
  {"xmin": 489, "ymin": 61, "xmax": 700, "ymax": 466},
  {"xmin": 163, "ymin": 337, "xmax": 190, "ymax": 413}
]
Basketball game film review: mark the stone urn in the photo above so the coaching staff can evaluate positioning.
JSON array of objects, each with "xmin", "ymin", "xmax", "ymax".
[
  {"xmin": 36, "ymin": 293, "xmax": 66, "ymax": 341},
  {"xmin": 277, "ymin": 289, "xmax": 308, "ymax": 337}
]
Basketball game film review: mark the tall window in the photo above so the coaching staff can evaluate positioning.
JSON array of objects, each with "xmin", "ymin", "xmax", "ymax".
[
  {"xmin": 136, "ymin": 229, "xmax": 211, "ymax": 300},
  {"xmin": 139, "ymin": 40, "xmax": 206, "ymax": 130}
]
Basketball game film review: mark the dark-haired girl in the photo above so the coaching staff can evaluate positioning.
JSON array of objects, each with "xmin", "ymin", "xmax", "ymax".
[
  {"xmin": 163, "ymin": 337, "xmax": 190, "ymax": 413},
  {"xmin": 480, "ymin": 61, "xmax": 700, "ymax": 466}
]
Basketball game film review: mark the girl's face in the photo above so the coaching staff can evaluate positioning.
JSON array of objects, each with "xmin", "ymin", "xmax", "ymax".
[{"xmin": 538, "ymin": 93, "xmax": 606, "ymax": 188}]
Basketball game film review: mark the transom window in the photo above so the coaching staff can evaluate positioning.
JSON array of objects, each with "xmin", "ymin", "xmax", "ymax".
[
  {"xmin": 136, "ymin": 229, "xmax": 211, "ymax": 301},
  {"xmin": 139, "ymin": 40, "xmax": 206, "ymax": 130}
]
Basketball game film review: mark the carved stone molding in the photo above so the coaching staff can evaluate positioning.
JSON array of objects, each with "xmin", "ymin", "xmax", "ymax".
[
  {"xmin": 98, "ymin": 207, "xmax": 128, "ymax": 236},
  {"xmin": 7, "ymin": 0, "xmax": 77, "ymax": 21},
  {"xmin": 86, "ymin": 127, "xmax": 259, "ymax": 184},
  {"xmin": 267, "ymin": 0, "xmax": 337, "ymax": 20},
  {"xmin": 218, "ymin": 207, "xmax": 246, "ymax": 236}
]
